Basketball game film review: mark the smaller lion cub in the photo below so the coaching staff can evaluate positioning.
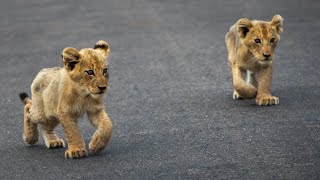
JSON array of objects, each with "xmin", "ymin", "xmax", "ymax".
[
  {"xmin": 19, "ymin": 40, "xmax": 112, "ymax": 159},
  {"xmin": 225, "ymin": 15, "xmax": 283, "ymax": 106}
]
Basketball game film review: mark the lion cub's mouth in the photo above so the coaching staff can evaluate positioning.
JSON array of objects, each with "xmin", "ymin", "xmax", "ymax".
[
  {"xmin": 261, "ymin": 58, "xmax": 271, "ymax": 61},
  {"xmin": 259, "ymin": 56, "xmax": 273, "ymax": 61},
  {"xmin": 89, "ymin": 92, "xmax": 105, "ymax": 98},
  {"xmin": 258, "ymin": 59, "xmax": 273, "ymax": 65},
  {"xmin": 89, "ymin": 90, "xmax": 106, "ymax": 97},
  {"xmin": 92, "ymin": 91, "xmax": 105, "ymax": 95}
]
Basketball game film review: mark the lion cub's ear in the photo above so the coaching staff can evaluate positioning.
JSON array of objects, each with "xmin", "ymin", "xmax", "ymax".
[
  {"xmin": 61, "ymin": 47, "xmax": 80, "ymax": 71},
  {"xmin": 94, "ymin": 40, "xmax": 110, "ymax": 59},
  {"xmin": 271, "ymin": 14, "xmax": 283, "ymax": 34},
  {"xmin": 237, "ymin": 18, "xmax": 253, "ymax": 39}
]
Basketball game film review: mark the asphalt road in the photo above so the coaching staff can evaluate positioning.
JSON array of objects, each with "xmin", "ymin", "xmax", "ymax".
[{"xmin": 1, "ymin": 0, "xmax": 320, "ymax": 179}]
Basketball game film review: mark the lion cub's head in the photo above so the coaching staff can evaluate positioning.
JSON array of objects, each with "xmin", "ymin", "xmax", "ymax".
[
  {"xmin": 237, "ymin": 15, "xmax": 283, "ymax": 62},
  {"xmin": 61, "ymin": 40, "xmax": 110, "ymax": 98}
]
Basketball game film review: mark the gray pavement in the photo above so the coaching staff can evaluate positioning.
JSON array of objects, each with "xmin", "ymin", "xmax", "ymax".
[{"xmin": 1, "ymin": 0, "xmax": 320, "ymax": 179}]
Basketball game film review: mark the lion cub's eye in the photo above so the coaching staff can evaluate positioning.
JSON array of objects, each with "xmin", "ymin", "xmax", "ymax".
[
  {"xmin": 85, "ymin": 70, "xmax": 95, "ymax": 76},
  {"xmin": 254, "ymin": 39, "xmax": 261, "ymax": 44},
  {"xmin": 270, "ymin": 38, "xmax": 275, "ymax": 44},
  {"xmin": 103, "ymin": 68, "xmax": 108, "ymax": 75}
]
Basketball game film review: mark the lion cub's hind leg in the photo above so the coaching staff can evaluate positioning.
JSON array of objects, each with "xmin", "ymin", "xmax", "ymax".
[
  {"xmin": 41, "ymin": 121, "xmax": 65, "ymax": 149},
  {"xmin": 23, "ymin": 103, "xmax": 39, "ymax": 145},
  {"xmin": 232, "ymin": 68, "xmax": 257, "ymax": 100},
  {"xmin": 233, "ymin": 90, "xmax": 243, "ymax": 100},
  {"xmin": 20, "ymin": 93, "xmax": 39, "ymax": 145},
  {"xmin": 246, "ymin": 70, "xmax": 258, "ymax": 88}
]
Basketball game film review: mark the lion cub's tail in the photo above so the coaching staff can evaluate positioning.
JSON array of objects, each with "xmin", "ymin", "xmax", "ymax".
[{"xmin": 19, "ymin": 92, "xmax": 32, "ymax": 105}]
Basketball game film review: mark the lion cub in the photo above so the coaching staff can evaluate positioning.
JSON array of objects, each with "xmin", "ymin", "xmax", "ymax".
[
  {"xmin": 225, "ymin": 15, "xmax": 284, "ymax": 106},
  {"xmin": 19, "ymin": 40, "xmax": 112, "ymax": 159}
]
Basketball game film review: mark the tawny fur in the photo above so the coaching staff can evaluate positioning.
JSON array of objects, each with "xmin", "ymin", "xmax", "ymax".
[
  {"xmin": 225, "ymin": 15, "xmax": 283, "ymax": 106},
  {"xmin": 19, "ymin": 40, "xmax": 112, "ymax": 159}
]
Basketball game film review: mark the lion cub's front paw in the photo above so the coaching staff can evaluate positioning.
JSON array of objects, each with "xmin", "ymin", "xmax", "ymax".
[
  {"xmin": 47, "ymin": 139, "xmax": 65, "ymax": 149},
  {"xmin": 89, "ymin": 139, "xmax": 107, "ymax": 155},
  {"xmin": 23, "ymin": 133, "xmax": 39, "ymax": 146},
  {"xmin": 256, "ymin": 96, "xmax": 279, "ymax": 106},
  {"xmin": 65, "ymin": 147, "xmax": 87, "ymax": 159}
]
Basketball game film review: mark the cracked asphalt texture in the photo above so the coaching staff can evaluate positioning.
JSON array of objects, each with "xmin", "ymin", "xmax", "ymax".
[{"xmin": 1, "ymin": 0, "xmax": 320, "ymax": 179}]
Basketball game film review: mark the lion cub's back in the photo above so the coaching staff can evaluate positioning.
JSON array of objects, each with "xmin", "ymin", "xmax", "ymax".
[{"xmin": 31, "ymin": 67, "xmax": 62, "ymax": 97}]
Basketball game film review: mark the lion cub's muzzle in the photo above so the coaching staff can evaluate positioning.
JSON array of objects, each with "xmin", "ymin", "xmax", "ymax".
[
  {"xmin": 90, "ymin": 83, "xmax": 108, "ymax": 95},
  {"xmin": 259, "ymin": 53, "xmax": 273, "ymax": 62},
  {"xmin": 97, "ymin": 85, "xmax": 107, "ymax": 94},
  {"xmin": 263, "ymin": 53, "xmax": 271, "ymax": 60}
]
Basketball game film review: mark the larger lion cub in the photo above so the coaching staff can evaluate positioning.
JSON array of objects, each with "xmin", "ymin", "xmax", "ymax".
[
  {"xmin": 225, "ymin": 15, "xmax": 283, "ymax": 105},
  {"xmin": 19, "ymin": 40, "xmax": 112, "ymax": 159}
]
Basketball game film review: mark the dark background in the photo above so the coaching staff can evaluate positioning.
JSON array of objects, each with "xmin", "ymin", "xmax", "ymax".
[{"xmin": 1, "ymin": 0, "xmax": 320, "ymax": 179}]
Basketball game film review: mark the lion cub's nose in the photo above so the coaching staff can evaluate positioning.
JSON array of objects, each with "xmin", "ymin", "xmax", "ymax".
[
  {"xmin": 98, "ymin": 85, "xmax": 107, "ymax": 91},
  {"xmin": 263, "ymin": 54, "xmax": 271, "ymax": 59}
]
